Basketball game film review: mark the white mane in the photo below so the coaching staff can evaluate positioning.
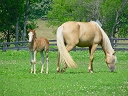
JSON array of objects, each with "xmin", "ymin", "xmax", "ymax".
[{"xmin": 93, "ymin": 21, "xmax": 114, "ymax": 54}]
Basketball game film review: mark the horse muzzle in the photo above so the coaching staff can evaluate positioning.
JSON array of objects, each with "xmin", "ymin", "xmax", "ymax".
[
  {"xmin": 28, "ymin": 39, "xmax": 32, "ymax": 43},
  {"xmin": 108, "ymin": 64, "xmax": 116, "ymax": 72}
]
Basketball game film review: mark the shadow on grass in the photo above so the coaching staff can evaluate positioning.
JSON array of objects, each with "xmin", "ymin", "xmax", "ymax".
[{"xmin": 56, "ymin": 70, "xmax": 118, "ymax": 74}]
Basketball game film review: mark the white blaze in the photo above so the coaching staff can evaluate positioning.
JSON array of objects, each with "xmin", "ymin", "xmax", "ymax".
[{"xmin": 28, "ymin": 32, "xmax": 33, "ymax": 42}]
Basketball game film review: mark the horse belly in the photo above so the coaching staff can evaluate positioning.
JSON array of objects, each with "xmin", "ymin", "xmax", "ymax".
[{"xmin": 77, "ymin": 41, "xmax": 92, "ymax": 47}]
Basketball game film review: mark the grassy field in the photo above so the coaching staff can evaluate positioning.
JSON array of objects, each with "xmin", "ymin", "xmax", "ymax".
[{"xmin": 0, "ymin": 50, "xmax": 128, "ymax": 96}]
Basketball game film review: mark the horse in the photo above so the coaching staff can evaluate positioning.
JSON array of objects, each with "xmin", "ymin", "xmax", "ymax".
[
  {"xmin": 28, "ymin": 28, "xmax": 49, "ymax": 74},
  {"xmin": 56, "ymin": 21, "xmax": 117, "ymax": 73}
]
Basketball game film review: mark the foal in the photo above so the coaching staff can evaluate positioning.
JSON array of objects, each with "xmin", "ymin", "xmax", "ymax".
[{"xmin": 28, "ymin": 28, "xmax": 49, "ymax": 74}]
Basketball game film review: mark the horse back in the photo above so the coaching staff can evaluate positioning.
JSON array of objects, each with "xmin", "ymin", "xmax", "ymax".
[
  {"xmin": 34, "ymin": 37, "xmax": 49, "ymax": 52},
  {"xmin": 62, "ymin": 21, "xmax": 80, "ymax": 45},
  {"xmin": 61, "ymin": 21, "xmax": 102, "ymax": 47}
]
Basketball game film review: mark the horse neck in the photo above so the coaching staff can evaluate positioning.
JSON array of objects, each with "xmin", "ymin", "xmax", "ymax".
[
  {"xmin": 94, "ymin": 21, "xmax": 115, "ymax": 60},
  {"xmin": 29, "ymin": 36, "xmax": 37, "ymax": 50}
]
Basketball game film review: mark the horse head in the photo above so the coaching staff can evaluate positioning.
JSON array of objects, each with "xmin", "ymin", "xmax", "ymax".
[
  {"xmin": 105, "ymin": 51, "xmax": 117, "ymax": 72},
  {"xmin": 28, "ymin": 28, "xmax": 36, "ymax": 43}
]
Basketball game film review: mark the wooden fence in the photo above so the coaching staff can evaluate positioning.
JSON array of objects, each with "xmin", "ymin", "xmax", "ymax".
[{"xmin": 0, "ymin": 38, "xmax": 128, "ymax": 52}]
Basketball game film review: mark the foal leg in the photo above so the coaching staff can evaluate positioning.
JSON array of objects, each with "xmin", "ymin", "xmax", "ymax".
[
  {"xmin": 61, "ymin": 45, "xmax": 75, "ymax": 72},
  {"xmin": 88, "ymin": 44, "xmax": 98, "ymax": 73},
  {"xmin": 33, "ymin": 51, "xmax": 37, "ymax": 74},
  {"xmin": 45, "ymin": 52, "xmax": 49, "ymax": 74},
  {"xmin": 30, "ymin": 51, "xmax": 34, "ymax": 73},
  {"xmin": 40, "ymin": 51, "xmax": 44, "ymax": 73}
]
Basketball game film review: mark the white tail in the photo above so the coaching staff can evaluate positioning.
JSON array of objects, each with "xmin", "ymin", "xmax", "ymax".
[{"xmin": 57, "ymin": 26, "xmax": 77, "ymax": 68}]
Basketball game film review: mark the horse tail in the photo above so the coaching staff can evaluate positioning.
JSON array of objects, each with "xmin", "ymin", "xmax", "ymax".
[{"xmin": 56, "ymin": 26, "xmax": 77, "ymax": 68}]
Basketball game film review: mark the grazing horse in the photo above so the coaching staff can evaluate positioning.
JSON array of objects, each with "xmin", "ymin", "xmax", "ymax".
[
  {"xmin": 56, "ymin": 21, "xmax": 117, "ymax": 73},
  {"xmin": 28, "ymin": 28, "xmax": 49, "ymax": 74}
]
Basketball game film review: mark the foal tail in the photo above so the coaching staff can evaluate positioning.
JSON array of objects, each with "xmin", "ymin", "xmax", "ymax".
[{"xmin": 57, "ymin": 26, "xmax": 77, "ymax": 68}]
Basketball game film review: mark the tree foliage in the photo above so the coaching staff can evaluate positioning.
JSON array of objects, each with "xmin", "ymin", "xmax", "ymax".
[
  {"xmin": 0, "ymin": 0, "xmax": 51, "ymax": 42},
  {"xmin": 0, "ymin": 0, "xmax": 128, "ymax": 43},
  {"xmin": 100, "ymin": 0, "xmax": 128, "ymax": 37},
  {"xmin": 0, "ymin": 0, "xmax": 24, "ymax": 42},
  {"xmin": 47, "ymin": 0, "xmax": 89, "ymax": 26},
  {"xmin": 29, "ymin": 0, "xmax": 52, "ymax": 19},
  {"xmin": 47, "ymin": 0, "xmax": 128, "ymax": 37},
  {"xmin": 0, "ymin": 0, "xmax": 24, "ymax": 30}
]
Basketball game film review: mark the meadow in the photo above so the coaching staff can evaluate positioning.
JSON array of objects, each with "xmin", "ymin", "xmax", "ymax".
[{"xmin": 0, "ymin": 50, "xmax": 128, "ymax": 96}]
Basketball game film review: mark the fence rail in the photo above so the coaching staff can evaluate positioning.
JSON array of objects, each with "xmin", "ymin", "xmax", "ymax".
[{"xmin": 0, "ymin": 38, "xmax": 128, "ymax": 52}]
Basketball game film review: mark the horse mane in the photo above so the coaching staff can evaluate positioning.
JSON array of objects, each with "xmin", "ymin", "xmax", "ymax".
[
  {"xmin": 92, "ymin": 21, "xmax": 114, "ymax": 53},
  {"xmin": 33, "ymin": 30, "xmax": 37, "ymax": 39}
]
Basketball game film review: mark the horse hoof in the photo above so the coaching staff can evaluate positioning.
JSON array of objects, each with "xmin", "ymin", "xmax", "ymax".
[
  {"xmin": 40, "ymin": 71, "xmax": 43, "ymax": 73},
  {"xmin": 56, "ymin": 68, "xmax": 60, "ymax": 73},
  {"xmin": 46, "ymin": 71, "xmax": 48, "ymax": 74},
  {"xmin": 57, "ymin": 70, "xmax": 60, "ymax": 73},
  {"xmin": 89, "ymin": 70, "xmax": 93, "ymax": 73},
  {"xmin": 61, "ymin": 69, "xmax": 66, "ymax": 72}
]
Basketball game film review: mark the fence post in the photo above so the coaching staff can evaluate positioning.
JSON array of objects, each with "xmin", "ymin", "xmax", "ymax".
[
  {"xmin": 16, "ymin": 41, "xmax": 19, "ymax": 51},
  {"xmin": 2, "ymin": 42, "xmax": 6, "ymax": 52},
  {"xmin": 15, "ymin": 41, "xmax": 18, "ymax": 49},
  {"xmin": 73, "ymin": 46, "xmax": 76, "ymax": 51},
  {"xmin": 110, "ymin": 38, "xmax": 114, "ymax": 48}
]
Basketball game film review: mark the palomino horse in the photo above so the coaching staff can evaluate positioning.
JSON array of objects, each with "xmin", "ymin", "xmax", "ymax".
[
  {"xmin": 28, "ymin": 28, "xmax": 49, "ymax": 74},
  {"xmin": 56, "ymin": 21, "xmax": 117, "ymax": 73}
]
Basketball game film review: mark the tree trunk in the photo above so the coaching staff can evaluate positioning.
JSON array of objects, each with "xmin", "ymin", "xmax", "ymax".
[
  {"xmin": 23, "ymin": 0, "xmax": 29, "ymax": 42},
  {"xmin": 16, "ymin": 18, "xmax": 19, "ymax": 42},
  {"xmin": 15, "ymin": 18, "xmax": 19, "ymax": 47},
  {"xmin": 7, "ymin": 29, "xmax": 10, "ymax": 42}
]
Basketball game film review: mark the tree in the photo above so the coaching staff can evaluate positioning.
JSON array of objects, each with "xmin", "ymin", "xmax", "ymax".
[
  {"xmin": 0, "ymin": 0, "xmax": 24, "ymax": 42},
  {"xmin": 47, "ymin": 0, "xmax": 104, "ymax": 26},
  {"xmin": 100, "ymin": 0, "xmax": 128, "ymax": 37},
  {"xmin": 47, "ymin": 0, "xmax": 128, "ymax": 37},
  {"xmin": 0, "ymin": 0, "xmax": 39, "ymax": 42},
  {"xmin": 47, "ymin": 0, "xmax": 74, "ymax": 26},
  {"xmin": 29, "ymin": 0, "xmax": 52, "ymax": 19},
  {"xmin": 22, "ymin": 0, "xmax": 52, "ymax": 42}
]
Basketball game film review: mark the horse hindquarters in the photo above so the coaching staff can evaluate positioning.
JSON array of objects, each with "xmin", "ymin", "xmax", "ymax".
[
  {"xmin": 39, "ymin": 39, "xmax": 49, "ymax": 74},
  {"xmin": 57, "ymin": 26, "xmax": 77, "ymax": 72}
]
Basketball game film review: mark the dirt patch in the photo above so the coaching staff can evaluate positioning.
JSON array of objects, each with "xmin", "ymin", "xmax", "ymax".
[{"xmin": 35, "ymin": 19, "xmax": 57, "ymax": 40}]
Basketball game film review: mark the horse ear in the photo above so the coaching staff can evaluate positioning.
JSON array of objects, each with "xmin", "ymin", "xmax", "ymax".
[
  {"xmin": 33, "ymin": 29, "xmax": 36, "ymax": 32},
  {"xmin": 28, "ymin": 28, "xmax": 31, "ymax": 32}
]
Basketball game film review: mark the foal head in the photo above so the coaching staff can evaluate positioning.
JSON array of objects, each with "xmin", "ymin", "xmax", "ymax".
[
  {"xmin": 106, "ymin": 52, "xmax": 117, "ymax": 72},
  {"xmin": 28, "ymin": 28, "xmax": 36, "ymax": 43}
]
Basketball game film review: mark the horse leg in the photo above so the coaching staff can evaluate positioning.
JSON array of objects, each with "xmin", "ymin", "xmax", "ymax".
[
  {"xmin": 45, "ymin": 52, "xmax": 49, "ymax": 74},
  {"xmin": 30, "ymin": 51, "xmax": 34, "ymax": 73},
  {"xmin": 61, "ymin": 45, "xmax": 75, "ymax": 72},
  {"xmin": 88, "ymin": 44, "xmax": 98, "ymax": 73},
  {"xmin": 57, "ymin": 52, "xmax": 60, "ymax": 72},
  {"xmin": 33, "ymin": 51, "xmax": 37, "ymax": 74},
  {"xmin": 40, "ymin": 51, "xmax": 44, "ymax": 73}
]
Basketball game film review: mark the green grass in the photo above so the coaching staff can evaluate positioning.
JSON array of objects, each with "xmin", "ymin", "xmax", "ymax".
[{"xmin": 0, "ymin": 50, "xmax": 128, "ymax": 96}]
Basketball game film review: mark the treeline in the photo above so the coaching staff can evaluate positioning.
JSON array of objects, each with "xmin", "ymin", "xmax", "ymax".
[
  {"xmin": 0, "ymin": 0, "xmax": 128, "ymax": 43},
  {"xmin": 47, "ymin": 0, "xmax": 128, "ymax": 38},
  {"xmin": 0, "ymin": 0, "xmax": 52, "ymax": 42}
]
